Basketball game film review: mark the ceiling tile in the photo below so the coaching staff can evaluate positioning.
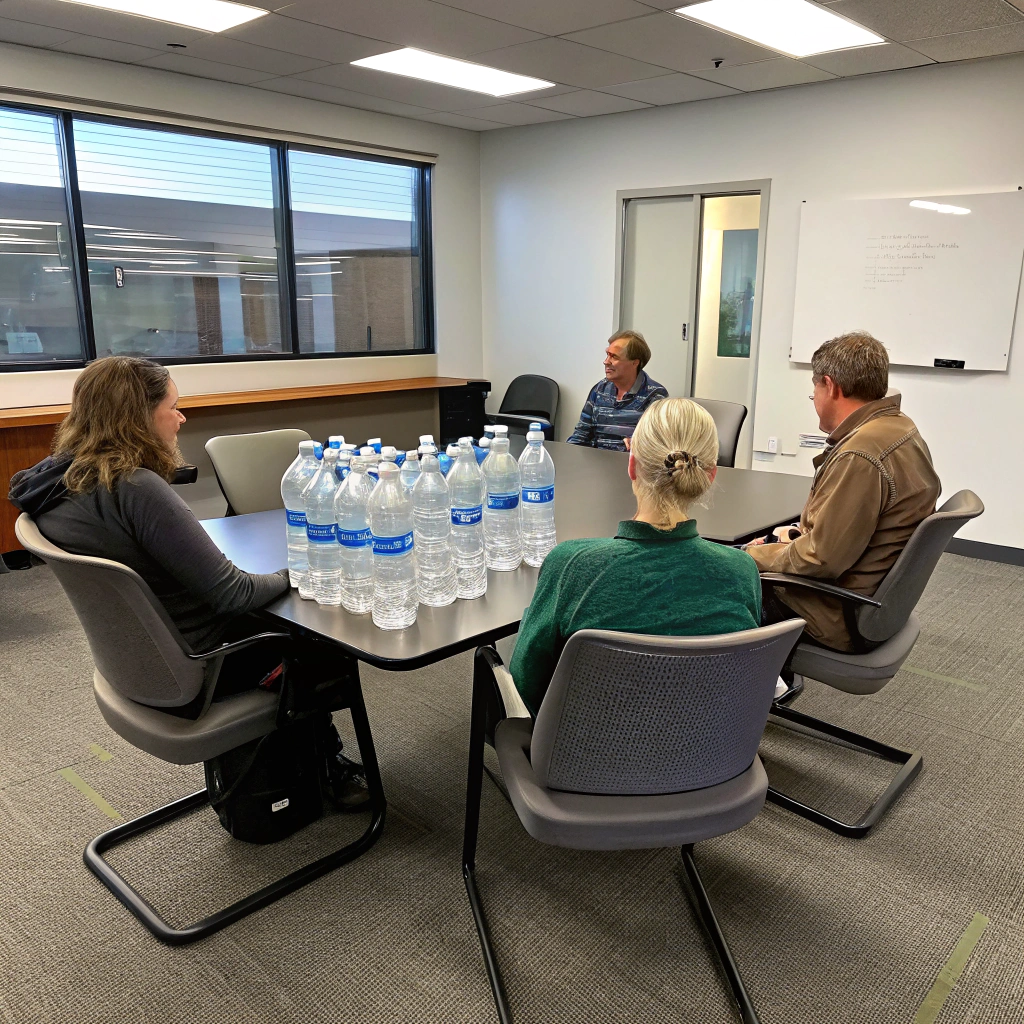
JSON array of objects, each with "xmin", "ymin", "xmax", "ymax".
[
  {"xmin": 415, "ymin": 109, "xmax": 509, "ymax": 129},
  {"xmin": 429, "ymin": 0, "xmax": 654, "ymax": 36},
  {"xmin": 178, "ymin": 35, "xmax": 328, "ymax": 75},
  {"xmin": 223, "ymin": 15, "xmax": 395, "ymax": 64},
  {"xmin": 598, "ymin": 72, "xmax": 740, "ymax": 103},
  {"xmin": 136, "ymin": 53, "xmax": 275, "ymax": 84},
  {"xmin": 255, "ymin": 76, "xmax": 438, "ymax": 118},
  {"xmin": 801, "ymin": 41, "xmax": 934, "ymax": 75},
  {"xmin": 0, "ymin": 17, "xmax": 77, "ymax": 47},
  {"xmin": 691, "ymin": 57, "xmax": 836, "ymax": 91},
  {"xmin": 566, "ymin": 12, "xmax": 777, "ymax": 73},
  {"xmin": 452, "ymin": 102, "xmax": 575, "ymax": 125},
  {"xmin": 53, "ymin": 34, "xmax": 163, "ymax": 62},
  {"xmin": 470, "ymin": 36, "xmax": 670, "ymax": 88},
  {"xmin": 0, "ymin": 0, "xmax": 209, "ymax": 47},
  {"xmin": 823, "ymin": 0, "xmax": 1020, "ymax": 42},
  {"xmin": 526, "ymin": 89, "xmax": 650, "ymax": 115},
  {"xmin": 294, "ymin": 63, "xmax": 518, "ymax": 110},
  {"xmin": 279, "ymin": 0, "xmax": 541, "ymax": 57},
  {"xmin": 905, "ymin": 23, "xmax": 1024, "ymax": 62}
]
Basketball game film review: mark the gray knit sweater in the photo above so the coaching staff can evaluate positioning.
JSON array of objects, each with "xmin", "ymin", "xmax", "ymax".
[{"xmin": 35, "ymin": 468, "xmax": 289, "ymax": 652}]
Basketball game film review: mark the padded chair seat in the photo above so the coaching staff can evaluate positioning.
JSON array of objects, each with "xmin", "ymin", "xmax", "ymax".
[
  {"xmin": 93, "ymin": 671, "xmax": 279, "ymax": 765},
  {"xmin": 494, "ymin": 717, "xmax": 768, "ymax": 850},
  {"xmin": 790, "ymin": 613, "xmax": 921, "ymax": 695}
]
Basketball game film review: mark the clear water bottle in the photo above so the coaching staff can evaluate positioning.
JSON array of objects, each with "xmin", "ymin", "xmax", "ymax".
[
  {"xmin": 360, "ymin": 445, "xmax": 380, "ymax": 482},
  {"xmin": 367, "ymin": 437, "xmax": 382, "ymax": 454},
  {"xmin": 448, "ymin": 437, "xmax": 487, "ymax": 600},
  {"xmin": 412, "ymin": 453, "xmax": 457, "ymax": 607},
  {"xmin": 482, "ymin": 435, "xmax": 522, "ymax": 571},
  {"xmin": 493, "ymin": 424, "xmax": 509, "ymax": 445},
  {"xmin": 519, "ymin": 430, "xmax": 556, "ymax": 567},
  {"xmin": 381, "ymin": 445, "xmax": 398, "ymax": 468},
  {"xmin": 443, "ymin": 443, "xmax": 460, "ymax": 475},
  {"xmin": 334, "ymin": 454, "xmax": 375, "ymax": 615},
  {"xmin": 475, "ymin": 436, "xmax": 491, "ymax": 464},
  {"xmin": 328, "ymin": 434, "xmax": 344, "ymax": 449},
  {"xmin": 401, "ymin": 450, "xmax": 421, "ymax": 493},
  {"xmin": 280, "ymin": 440, "xmax": 320, "ymax": 591},
  {"xmin": 419, "ymin": 434, "xmax": 435, "ymax": 450},
  {"xmin": 303, "ymin": 448, "xmax": 342, "ymax": 605},
  {"xmin": 369, "ymin": 463, "xmax": 417, "ymax": 630},
  {"xmin": 336, "ymin": 448, "xmax": 352, "ymax": 482},
  {"xmin": 313, "ymin": 442, "xmax": 324, "ymax": 460},
  {"xmin": 482, "ymin": 425, "xmax": 496, "ymax": 441}
]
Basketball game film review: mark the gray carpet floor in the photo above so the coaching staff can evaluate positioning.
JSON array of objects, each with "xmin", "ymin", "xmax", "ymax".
[{"xmin": 1, "ymin": 553, "xmax": 1022, "ymax": 1024}]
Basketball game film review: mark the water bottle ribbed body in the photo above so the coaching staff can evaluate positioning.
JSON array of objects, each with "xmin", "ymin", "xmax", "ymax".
[
  {"xmin": 482, "ymin": 439, "xmax": 522, "ymax": 571},
  {"xmin": 412, "ymin": 455, "xmax": 457, "ymax": 607},
  {"xmin": 447, "ymin": 440, "xmax": 487, "ymax": 600},
  {"xmin": 369, "ymin": 465, "xmax": 417, "ymax": 630},
  {"xmin": 334, "ymin": 460, "xmax": 375, "ymax": 615},
  {"xmin": 303, "ymin": 451, "xmax": 342, "ymax": 605},
  {"xmin": 280, "ymin": 442, "xmax": 320, "ymax": 591},
  {"xmin": 519, "ymin": 432, "xmax": 557, "ymax": 567}
]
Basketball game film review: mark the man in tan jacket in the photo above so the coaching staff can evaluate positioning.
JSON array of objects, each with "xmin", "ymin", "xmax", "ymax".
[{"xmin": 748, "ymin": 331, "xmax": 940, "ymax": 652}]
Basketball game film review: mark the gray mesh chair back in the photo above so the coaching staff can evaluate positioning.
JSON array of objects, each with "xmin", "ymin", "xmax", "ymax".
[
  {"xmin": 855, "ymin": 489, "xmax": 984, "ymax": 644},
  {"xmin": 530, "ymin": 620, "xmax": 806, "ymax": 796},
  {"xmin": 498, "ymin": 375, "xmax": 559, "ymax": 424},
  {"xmin": 205, "ymin": 428, "xmax": 311, "ymax": 515},
  {"xmin": 15, "ymin": 515, "xmax": 207, "ymax": 708},
  {"xmin": 689, "ymin": 398, "xmax": 747, "ymax": 468}
]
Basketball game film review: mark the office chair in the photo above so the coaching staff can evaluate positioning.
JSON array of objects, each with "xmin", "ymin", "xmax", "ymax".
[
  {"xmin": 493, "ymin": 375, "xmax": 559, "ymax": 440},
  {"xmin": 16, "ymin": 514, "xmax": 385, "ymax": 945},
  {"xmin": 205, "ymin": 428, "xmax": 311, "ymax": 515},
  {"xmin": 690, "ymin": 398, "xmax": 748, "ymax": 468},
  {"xmin": 760, "ymin": 489, "xmax": 984, "ymax": 838},
  {"xmin": 463, "ymin": 620, "xmax": 806, "ymax": 1024}
]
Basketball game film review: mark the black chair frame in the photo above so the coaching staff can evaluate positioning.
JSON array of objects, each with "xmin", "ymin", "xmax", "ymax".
[
  {"xmin": 85, "ymin": 637, "xmax": 387, "ymax": 946},
  {"xmin": 761, "ymin": 574, "xmax": 922, "ymax": 839},
  {"xmin": 462, "ymin": 646, "xmax": 762, "ymax": 1024}
]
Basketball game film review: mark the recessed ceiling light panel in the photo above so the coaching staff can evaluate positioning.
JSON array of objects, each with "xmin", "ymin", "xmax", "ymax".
[
  {"xmin": 352, "ymin": 48, "xmax": 554, "ymax": 97},
  {"xmin": 676, "ymin": 0, "xmax": 884, "ymax": 58},
  {"xmin": 54, "ymin": 0, "xmax": 268, "ymax": 33},
  {"xmin": 910, "ymin": 200, "xmax": 971, "ymax": 215}
]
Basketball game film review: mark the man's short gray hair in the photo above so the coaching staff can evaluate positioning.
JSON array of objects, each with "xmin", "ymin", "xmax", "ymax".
[
  {"xmin": 608, "ymin": 329, "xmax": 651, "ymax": 371},
  {"xmin": 811, "ymin": 331, "xmax": 889, "ymax": 402}
]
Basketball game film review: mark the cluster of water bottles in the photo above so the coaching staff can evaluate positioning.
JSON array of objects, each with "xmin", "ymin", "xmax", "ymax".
[{"xmin": 280, "ymin": 424, "xmax": 557, "ymax": 631}]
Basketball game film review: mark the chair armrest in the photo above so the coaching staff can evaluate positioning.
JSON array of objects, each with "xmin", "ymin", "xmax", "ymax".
[
  {"xmin": 492, "ymin": 412, "xmax": 554, "ymax": 440},
  {"xmin": 187, "ymin": 631, "xmax": 292, "ymax": 661},
  {"xmin": 477, "ymin": 646, "xmax": 532, "ymax": 721},
  {"xmin": 759, "ymin": 573, "xmax": 882, "ymax": 609}
]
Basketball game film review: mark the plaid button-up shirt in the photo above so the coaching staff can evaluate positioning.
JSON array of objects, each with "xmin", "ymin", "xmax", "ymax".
[{"xmin": 565, "ymin": 371, "xmax": 668, "ymax": 452}]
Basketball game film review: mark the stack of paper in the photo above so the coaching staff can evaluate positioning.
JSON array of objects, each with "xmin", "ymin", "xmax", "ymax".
[{"xmin": 798, "ymin": 433, "xmax": 827, "ymax": 449}]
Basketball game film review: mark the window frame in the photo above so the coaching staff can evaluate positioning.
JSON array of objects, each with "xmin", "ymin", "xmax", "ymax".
[{"xmin": 0, "ymin": 101, "xmax": 435, "ymax": 372}]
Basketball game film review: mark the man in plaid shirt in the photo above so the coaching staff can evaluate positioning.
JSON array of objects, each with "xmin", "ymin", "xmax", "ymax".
[{"xmin": 566, "ymin": 330, "xmax": 668, "ymax": 452}]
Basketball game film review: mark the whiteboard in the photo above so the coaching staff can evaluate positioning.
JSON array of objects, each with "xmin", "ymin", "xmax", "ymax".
[{"xmin": 790, "ymin": 192, "xmax": 1024, "ymax": 370}]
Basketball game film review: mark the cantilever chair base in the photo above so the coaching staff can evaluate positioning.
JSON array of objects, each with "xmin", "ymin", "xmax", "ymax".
[
  {"xmin": 764, "ymin": 701, "xmax": 922, "ymax": 839},
  {"xmin": 85, "ymin": 784, "xmax": 386, "ymax": 946}
]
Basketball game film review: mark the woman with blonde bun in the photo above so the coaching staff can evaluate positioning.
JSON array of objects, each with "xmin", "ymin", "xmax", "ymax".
[{"xmin": 510, "ymin": 398, "xmax": 762, "ymax": 715}]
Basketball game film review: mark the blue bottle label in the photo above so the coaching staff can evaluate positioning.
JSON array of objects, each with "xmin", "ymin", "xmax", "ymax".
[
  {"xmin": 337, "ymin": 527, "xmax": 371, "ymax": 548},
  {"xmin": 522, "ymin": 486, "xmax": 554, "ymax": 504},
  {"xmin": 306, "ymin": 522, "xmax": 336, "ymax": 543},
  {"xmin": 286, "ymin": 509, "xmax": 307, "ymax": 528},
  {"xmin": 487, "ymin": 492, "xmax": 520, "ymax": 511},
  {"xmin": 372, "ymin": 532, "xmax": 414, "ymax": 556},
  {"xmin": 451, "ymin": 504, "xmax": 483, "ymax": 526}
]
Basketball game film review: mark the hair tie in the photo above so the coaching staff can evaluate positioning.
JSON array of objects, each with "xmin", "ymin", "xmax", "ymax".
[{"xmin": 665, "ymin": 450, "xmax": 702, "ymax": 474}]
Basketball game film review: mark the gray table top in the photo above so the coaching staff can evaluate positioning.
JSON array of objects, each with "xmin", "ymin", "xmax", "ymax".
[{"xmin": 201, "ymin": 441, "xmax": 809, "ymax": 669}]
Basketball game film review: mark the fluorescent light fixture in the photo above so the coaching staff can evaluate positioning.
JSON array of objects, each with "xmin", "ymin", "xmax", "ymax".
[
  {"xmin": 910, "ymin": 200, "xmax": 971, "ymax": 215},
  {"xmin": 54, "ymin": 0, "xmax": 267, "ymax": 33},
  {"xmin": 0, "ymin": 219, "xmax": 61, "ymax": 226},
  {"xmin": 351, "ymin": 47, "xmax": 554, "ymax": 97},
  {"xmin": 676, "ymin": 0, "xmax": 884, "ymax": 57}
]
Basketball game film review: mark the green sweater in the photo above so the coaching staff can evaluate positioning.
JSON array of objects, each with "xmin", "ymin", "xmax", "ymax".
[{"xmin": 509, "ymin": 519, "xmax": 762, "ymax": 715}]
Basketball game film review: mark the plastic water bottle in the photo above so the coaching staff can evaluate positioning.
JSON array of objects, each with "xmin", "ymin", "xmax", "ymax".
[
  {"xmin": 303, "ymin": 448, "xmax": 342, "ymax": 605},
  {"xmin": 334, "ymin": 454, "xmax": 375, "ymax": 615},
  {"xmin": 328, "ymin": 435, "xmax": 344, "ymax": 449},
  {"xmin": 280, "ymin": 440, "xmax": 320, "ymax": 591},
  {"xmin": 401, "ymin": 450, "xmax": 421, "ymax": 493},
  {"xmin": 443, "ymin": 443, "xmax": 460, "ymax": 475},
  {"xmin": 313, "ymin": 442, "xmax": 323, "ymax": 460},
  {"xmin": 482, "ymin": 435, "xmax": 522, "ymax": 571},
  {"xmin": 493, "ymin": 424, "xmax": 509, "ymax": 445},
  {"xmin": 483, "ymin": 425, "xmax": 496, "ymax": 441},
  {"xmin": 381, "ymin": 445, "xmax": 399, "ymax": 468},
  {"xmin": 336, "ymin": 449, "xmax": 352, "ymax": 482},
  {"xmin": 448, "ymin": 437, "xmax": 487, "ymax": 600},
  {"xmin": 412, "ymin": 453, "xmax": 457, "ymax": 607},
  {"xmin": 395, "ymin": 449, "xmax": 407, "ymax": 467},
  {"xmin": 367, "ymin": 437, "xmax": 382, "ymax": 454},
  {"xmin": 519, "ymin": 430, "xmax": 556, "ymax": 567},
  {"xmin": 369, "ymin": 463, "xmax": 417, "ymax": 630},
  {"xmin": 360, "ymin": 445, "xmax": 380, "ymax": 481},
  {"xmin": 475, "ymin": 436, "xmax": 491, "ymax": 464},
  {"xmin": 419, "ymin": 434, "xmax": 435, "ymax": 449}
]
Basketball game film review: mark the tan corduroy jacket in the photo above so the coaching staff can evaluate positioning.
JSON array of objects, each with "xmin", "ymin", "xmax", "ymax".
[{"xmin": 748, "ymin": 394, "xmax": 940, "ymax": 651}]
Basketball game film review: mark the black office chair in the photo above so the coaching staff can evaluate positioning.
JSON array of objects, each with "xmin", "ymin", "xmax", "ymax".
[
  {"xmin": 464, "ymin": 620, "xmax": 806, "ymax": 1024},
  {"xmin": 690, "ymin": 398, "xmax": 747, "ymax": 468},
  {"xmin": 15, "ymin": 513, "xmax": 386, "ymax": 945},
  {"xmin": 493, "ymin": 375, "xmax": 559, "ymax": 440},
  {"xmin": 761, "ymin": 489, "xmax": 984, "ymax": 838}
]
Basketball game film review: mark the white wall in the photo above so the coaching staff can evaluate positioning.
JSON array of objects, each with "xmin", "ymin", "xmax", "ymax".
[
  {"xmin": 480, "ymin": 53, "xmax": 1024, "ymax": 548},
  {"xmin": 0, "ymin": 42, "xmax": 483, "ymax": 407}
]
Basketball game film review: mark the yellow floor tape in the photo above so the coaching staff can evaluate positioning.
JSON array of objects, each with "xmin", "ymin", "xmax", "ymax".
[
  {"xmin": 903, "ymin": 666, "xmax": 987, "ymax": 692},
  {"xmin": 57, "ymin": 768, "xmax": 122, "ymax": 822},
  {"xmin": 88, "ymin": 743, "xmax": 113, "ymax": 761},
  {"xmin": 913, "ymin": 913, "xmax": 990, "ymax": 1024}
]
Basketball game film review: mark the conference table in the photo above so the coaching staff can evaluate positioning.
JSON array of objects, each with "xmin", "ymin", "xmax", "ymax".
[{"xmin": 201, "ymin": 441, "xmax": 812, "ymax": 672}]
